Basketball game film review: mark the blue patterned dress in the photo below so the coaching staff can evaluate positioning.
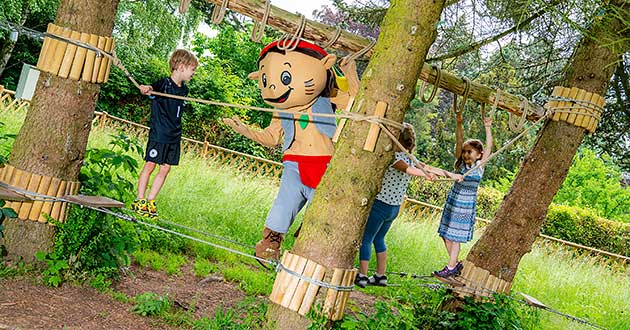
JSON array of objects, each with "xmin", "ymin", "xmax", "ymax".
[{"xmin": 438, "ymin": 161, "xmax": 484, "ymax": 242}]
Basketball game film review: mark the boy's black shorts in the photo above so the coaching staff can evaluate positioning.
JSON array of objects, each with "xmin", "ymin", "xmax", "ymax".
[{"xmin": 144, "ymin": 140, "xmax": 181, "ymax": 165}]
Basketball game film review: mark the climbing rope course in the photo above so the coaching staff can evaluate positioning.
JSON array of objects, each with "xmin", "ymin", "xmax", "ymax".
[
  {"xmin": 0, "ymin": 14, "xmax": 611, "ymax": 329},
  {"xmin": 0, "ymin": 180, "xmax": 608, "ymax": 329}
]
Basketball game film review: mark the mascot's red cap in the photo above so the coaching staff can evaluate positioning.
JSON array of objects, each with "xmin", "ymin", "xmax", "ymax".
[{"xmin": 259, "ymin": 39, "xmax": 328, "ymax": 59}]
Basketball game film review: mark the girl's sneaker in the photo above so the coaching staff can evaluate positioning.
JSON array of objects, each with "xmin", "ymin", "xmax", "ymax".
[
  {"xmin": 146, "ymin": 200, "xmax": 158, "ymax": 220},
  {"xmin": 433, "ymin": 265, "xmax": 460, "ymax": 278},
  {"xmin": 355, "ymin": 274, "xmax": 369, "ymax": 288},
  {"xmin": 368, "ymin": 273, "xmax": 387, "ymax": 286}
]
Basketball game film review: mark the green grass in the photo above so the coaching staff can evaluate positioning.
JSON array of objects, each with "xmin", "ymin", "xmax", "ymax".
[{"xmin": 3, "ymin": 108, "xmax": 630, "ymax": 329}]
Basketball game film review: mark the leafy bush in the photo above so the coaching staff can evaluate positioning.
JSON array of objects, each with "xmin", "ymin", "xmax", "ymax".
[
  {"xmin": 34, "ymin": 251, "xmax": 68, "ymax": 287},
  {"xmin": 542, "ymin": 205, "xmax": 630, "ymax": 257}
]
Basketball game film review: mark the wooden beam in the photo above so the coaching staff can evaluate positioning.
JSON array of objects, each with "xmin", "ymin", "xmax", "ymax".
[{"xmin": 204, "ymin": 0, "xmax": 546, "ymax": 119}]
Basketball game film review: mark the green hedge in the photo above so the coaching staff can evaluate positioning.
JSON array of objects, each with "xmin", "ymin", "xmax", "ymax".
[
  {"xmin": 542, "ymin": 205, "xmax": 630, "ymax": 257},
  {"xmin": 408, "ymin": 179, "xmax": 630, "ymax": 257}
]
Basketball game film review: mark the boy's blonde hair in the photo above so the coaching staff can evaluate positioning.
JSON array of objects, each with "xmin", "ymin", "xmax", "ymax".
[{"xmin": 169, "ymin": 49, "xmax": 199, "ymax": 72}]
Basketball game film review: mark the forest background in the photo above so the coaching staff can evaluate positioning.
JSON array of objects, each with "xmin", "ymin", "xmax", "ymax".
[{"xmin": 0, "ymin": 0, "xmax": 628, "ymax": 227}]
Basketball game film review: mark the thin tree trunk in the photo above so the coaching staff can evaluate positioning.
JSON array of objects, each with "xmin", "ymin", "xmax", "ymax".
[
  {"xmin": 3, "ymin": 0, "xmax": 120, "ymax": 261},
  {"xmin": 0, "ymin": 4, "xmax": 29, "ymax": 77},
  {"xmin": 466, "ymin": 0, "xmax": 629, "ymax": 282},
  {"xmin": 265, "ymin": 0, "xmax": 446, "ymax": 328}
]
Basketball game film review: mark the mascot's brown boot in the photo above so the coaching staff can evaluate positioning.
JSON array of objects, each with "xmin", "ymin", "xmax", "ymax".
[{"xmin": 255, "ymin": 227, "xmax": 284, "ymax": 267}]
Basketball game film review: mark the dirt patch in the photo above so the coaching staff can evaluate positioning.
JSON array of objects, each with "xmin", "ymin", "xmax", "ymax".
[
  {"xmin": 0, "ymin": 277, "xmax": 171, "ymax": 330},
  {"xmin": 113, "ymin": 263, "xmax": 246, "ymax": 318}
]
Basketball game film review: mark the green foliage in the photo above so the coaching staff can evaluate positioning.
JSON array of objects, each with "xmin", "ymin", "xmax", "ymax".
[
  {"xmin": 192, "ymin": 298, "xmax": 267, "ymax": 330},
  {"xmin": 0, "ymin": 199, "xmax": 18, "ymax": 239},
  {"xmin": 222, "ymin": 264, "xmax": 273, "ymax": 296},
  {"xmin": 555, "ymin": 149, "xmax": 630, "ymax": 222},
  {"xmin": 79, "ymin": 131, "xmax": 143, "ymax": 202},
  {"xmin": 132, "ymin": 292, "xmax": 171, "ymax": 317},
  {"xmin": 34, "ymin": 251, "xmax": 69, "ymax": 287},
  {"xmin": 542, "ymin": 204, "xmax": 630, "ymax": 257},
  {"xmin": 194, "ymin": 256, "xmax": 217, "ymax": 277},
  {"xmin": 455, "ymin": 295, "xmax": 537, "ymax": 330}
]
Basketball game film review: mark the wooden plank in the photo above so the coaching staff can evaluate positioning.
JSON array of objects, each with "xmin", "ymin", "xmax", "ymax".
[
  {"xmin": 362, "ymin": 101, "xmax": 387, "ymax": 152},
  {"xmin": 0, "ymin": 186, "xmax": 32, "ymax": 202},
  {"xmin": 28, "ymin": 175, "xmax": 52, "ymax": 220},
  {"xmin": 62, "ymin": 195, "xmax": 124, "ymax": 208},
  {"xmin": 275, "ymin": 253, "xmax": 301, "ymax": 305},
  {"xmin": 269, "ymin": 252, "xmax": 289, "ymax": 302},
  {"xmin": 323, "ymin": 268, "xmax": 344, "ymax": 318},
  {"xmin": 39, "ymin": 177, "xmax": 61, "ymax": 222},
  {"xmin": 103, "ymin": 39, "xmax": 115, "ymax": 83},
  {"xmin": 91, "ymin": 36, "xmax": 107, "ymax": 83},
  {"xmin": 566, "ymin": 88, "xmax": 584, "ymax": 126},
  {"xmin": 332, "ymin": 96, "xmax": 355, "ymax": 143},
  {"xmin": 37, "ymin": 23, "xmax": 55, "ymax": 69},
  {"xmin": 17, "ymin": 174, "xmax": 41, "ymax": 219},
  {"xmin": 289, "ymin": 259, "xmax": 318, "ymax": 311},
  {"xmin": 332, "ymin": 269, "xmax": 356, "ymax": 320},
  {"xmin": 49, "ymin": 27, "xmax": 73, "ymax": 76},
  {"xmin": 49, "ymin": 180, "xmax": 67, "ymax": 221},
  {"xmin": 97, "ymin": 37, "xmax": 114, "ymax": 83}
]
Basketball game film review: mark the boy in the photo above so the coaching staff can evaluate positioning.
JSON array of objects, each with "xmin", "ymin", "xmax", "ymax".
[{"xmin": 131, "ymin": 49, "xmax": 198, "ymax": 219}]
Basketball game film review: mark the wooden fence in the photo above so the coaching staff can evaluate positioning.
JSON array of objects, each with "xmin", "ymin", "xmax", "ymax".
[{"xmin": 1, "ymin": 87, "xmax": 628, "ymax": 264}]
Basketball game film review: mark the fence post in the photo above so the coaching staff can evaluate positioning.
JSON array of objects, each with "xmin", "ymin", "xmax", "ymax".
[
  {"xmin": 399, "ymin": 196, "xmax": 408, "ymax": 216},
  {"xmin": 203, "ymin": 139, "xmax": 209, "ymax": 158},
  {"xmin": 99, "ymin": 111, "xmax": 109, "ymax": 129}
]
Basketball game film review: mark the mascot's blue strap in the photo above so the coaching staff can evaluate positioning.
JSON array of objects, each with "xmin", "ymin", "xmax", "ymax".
[{"xmin": 279, "ymin": 97, "xmax": 337, "ymax": 152}]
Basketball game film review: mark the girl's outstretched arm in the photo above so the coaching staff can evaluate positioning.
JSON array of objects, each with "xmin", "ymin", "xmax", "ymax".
[
  {"xmin": 481, "ymin": 118, "xmax": 493, "ymax": 164},
  {"xmin": 393, "ymin": 160, "xmax": 435, "ymax": 180}
]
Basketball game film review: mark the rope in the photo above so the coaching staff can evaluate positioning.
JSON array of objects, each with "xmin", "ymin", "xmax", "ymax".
[
  {"xmin": 418, "ymin": 64, "xmax": 441, "ymax": 103},
  {"xmin": 0, "ymin": 180, "xmax": 608, "ymax": 327},
  {"xmin": 277, "ymin": 14, "xmax": 306, "ymax": 52},
  {"xmin": 250, "ymin": 0, "xmax": 271, "ymax": 42},
  {"xmin": 544, "ymin": 96, "xmax": 603, "ymax": 120},
  {"xmin": 452, "ymin": 78, "xmax": 471, "ymax": 115},
  {"xmin": 211, "ymin": 0, "xmax": 229, "ymax": 24},
  {"xmin": 508, "ymin": 95, "xmax": 529, "ymax": 132},
  {"xmin": 322, "ymin": 26, "xmax": 342, "ymax": 49},
  {"xmin": 276, "ymin": 262, "xmax": 354, "ymax": 291},
  {"xmin": 344, "ymin": 39, "xmax": 376, "ymax": 63}
]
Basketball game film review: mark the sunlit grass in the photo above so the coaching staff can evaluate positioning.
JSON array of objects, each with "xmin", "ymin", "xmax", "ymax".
[{"xmin": 3, "ymin": 108, "xmax": 629, "ymax": 329}]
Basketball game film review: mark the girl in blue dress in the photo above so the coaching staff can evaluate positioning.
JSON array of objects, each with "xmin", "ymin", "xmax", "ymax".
[{"xmin": 434, "ymin": 114, "xmax": 493, "ymax": 279}]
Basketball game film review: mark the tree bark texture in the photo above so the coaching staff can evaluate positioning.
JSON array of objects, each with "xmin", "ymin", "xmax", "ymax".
[
  {"xmin": 466, "ymin": 0, "xmax": 629, "ymax": 282},
  {"xmin": 203, "ymin": 0, "xmax": 545, "ymax": 120},
  {"xmin": 4, "ymin": 0, "xmax": 120, "ymax": 260},
  {"xmin": 265, "ymin": 0, "xmax": 446, "ymax": 328}
]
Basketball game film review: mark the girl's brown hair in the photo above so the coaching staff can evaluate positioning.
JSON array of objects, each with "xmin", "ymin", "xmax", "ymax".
[
  {"xmin": 399, "ymin": 123, "xmax": 416, "ymax": 151},
  {"xmin": 455, "ymin": 139, "xmax": 484, "ymax": 170}
]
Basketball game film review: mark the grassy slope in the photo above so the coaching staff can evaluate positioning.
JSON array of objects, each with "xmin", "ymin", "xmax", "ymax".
[{"xmin": 2, "ymin": 109, "xmax": 629, "ymax": 329}]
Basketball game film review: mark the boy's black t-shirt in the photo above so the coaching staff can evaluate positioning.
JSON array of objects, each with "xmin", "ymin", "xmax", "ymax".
[{"xmin": 148, "ymin": 77, "xmax": 189, "ymax": 144}]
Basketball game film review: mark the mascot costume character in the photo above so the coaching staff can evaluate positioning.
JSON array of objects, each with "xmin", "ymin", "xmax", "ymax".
[{"xmin": 223, "ymin": 39, "xmax": 358, "ymax": 262}]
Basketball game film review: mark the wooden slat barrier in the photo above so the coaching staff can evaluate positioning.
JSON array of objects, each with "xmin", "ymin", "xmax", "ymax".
[
  {"xmin": 546, "ymin": 86, "xmax": 605, "ymax": 133},
  {"xmin": 1, "ymin": 88, "xmax": 627, "ymax": 264},
  {"xmin": 453, "ymin": 260, "xmax": 512, "ymax": 300},
  {"xmin": 36, "ymin": 23, "xmax": 113, "ymax": 84},
  {"xmin": 0, "ymin": 165, "xmax": 79, "ymax": 223}
]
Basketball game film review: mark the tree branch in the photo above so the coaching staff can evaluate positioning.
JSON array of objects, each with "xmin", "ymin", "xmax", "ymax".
[{"xmin": 427, "ymin": 1, "xmax": 561, "ymax": 62}]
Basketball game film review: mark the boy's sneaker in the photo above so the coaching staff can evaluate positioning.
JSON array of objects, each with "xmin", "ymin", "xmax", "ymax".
[
  {"xmin": 131, "ymin": 198, "xmax": 148, "ymax": 216},
  {"xmin": 146, "ymin": 200, "xmax": 158, "ymax": 220},
  {"xmin": 355, "ymin": 273, "xmax": 369, "ymax": 288},
  {"xmin": 455, "ymin": 261, "xmax": 464, "ymax": 273},
  {"xmin": 433, "ymin": 265, "xmax": 460, "ymax": 278},
  {"xmin": 368, "ymin": 273, "xmax": 388, "ymax": 286}
]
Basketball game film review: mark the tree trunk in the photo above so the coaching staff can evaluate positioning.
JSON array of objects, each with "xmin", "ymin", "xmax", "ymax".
[
  {"xmin": 3, "ymin": 0, "xmax": 120, "ymax": 262},
  {"xmin": 265, "ymin": 0, "xmax": 446, "ymax": 328},
  {"xmin": 0, "ymin": 4, "xmax": 29, "ymax": 77},
  {"xmin": 466, "ymin": 0, "xmax": 629, "ymax": 282}
]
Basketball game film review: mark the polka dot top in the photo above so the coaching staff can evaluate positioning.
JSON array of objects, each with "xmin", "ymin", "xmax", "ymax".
[{"xmin": 376, "ymin": 152, "xmax": 413, "ymax": 206}]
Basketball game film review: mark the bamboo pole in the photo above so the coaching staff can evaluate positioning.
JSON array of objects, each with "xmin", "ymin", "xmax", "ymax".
[
  {"xmin": 69, "ymin": 32, "xmax": 91, "ymax": 80},
  {"xmin": 39, "ymin": 177, "xmax": 61, "ymax": 222},
  {"xmin": 91, "ymin": 36, "xmax": 107, "ymax": 82},
  {"xmin": 203, "ymin": 0, "xmax": 546, "ymax": 119},
  {"xmin": 58, "ymin": 30, "xmax": 81, "ymax": 79},
  {"xmin": 82, "ymin": 34, "xmax": 99, "ymax": 82},
  {"xmin": 280, "ymin": 255, "xmax": 308, "ymax": 307},
  {"xmin": 28, "ymin": 175, "xmax": 52, "ymax": 220},
  {"xmin": 17, "ymin": 174, "xmax": 41, "ymax": 219},
  {"xmin": 297, "ymin": 263, "xmax": 326, "ymax": 316}
]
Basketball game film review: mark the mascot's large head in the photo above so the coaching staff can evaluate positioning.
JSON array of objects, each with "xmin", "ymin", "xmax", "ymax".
[{"xmin": 248, "ymin": 39, "xmax": 337, "ymax": 110}]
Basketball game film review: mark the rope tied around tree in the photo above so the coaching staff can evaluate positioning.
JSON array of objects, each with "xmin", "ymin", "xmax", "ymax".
[
  {"xmin": 278, "ymin": 14, "xmax": 306, "ymax": 51},
  {"xmin": 250, "ymin": 0, "xmax": 271, "ymax": 42},
  {"xmin": 418, "ymin": 64, "xmax": 441, "ymax": 103}
]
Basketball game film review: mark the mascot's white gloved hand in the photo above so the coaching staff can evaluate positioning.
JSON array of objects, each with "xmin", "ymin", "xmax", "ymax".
[{"xmin": 222, "ymin": 116, "xmax": 249, "ymax": 136}]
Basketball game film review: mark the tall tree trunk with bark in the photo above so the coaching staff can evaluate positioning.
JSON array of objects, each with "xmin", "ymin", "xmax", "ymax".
[
  {"xmin": 3, "ymin": 0, "xmax": 120, "ymax": 261},
  {"xmin": 466, "ymin": 0, "xmax": 629, "ymax": 283},
  {"xmin": 0, "ymin": 3, "xmax": 29, "ymax": 76},
  {"xmin": 265, "ymin": 0, "xmax": 446, "ymax": 328}
]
